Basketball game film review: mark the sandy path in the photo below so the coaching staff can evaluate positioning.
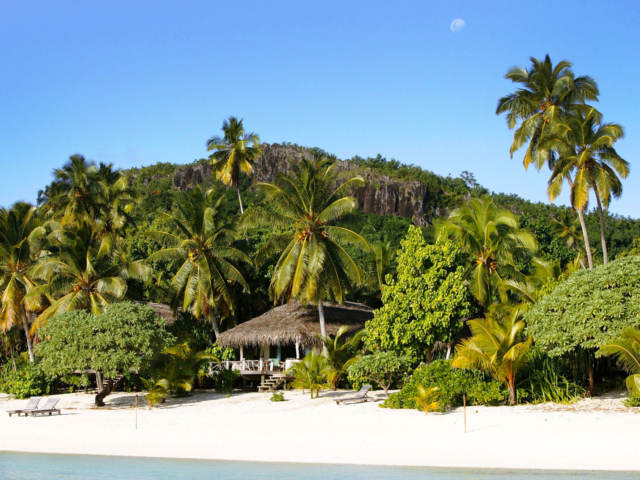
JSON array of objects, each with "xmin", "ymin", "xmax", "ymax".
[{"xmin": 0, "ymin": 390, "xmax": 638, "ymax": 471}]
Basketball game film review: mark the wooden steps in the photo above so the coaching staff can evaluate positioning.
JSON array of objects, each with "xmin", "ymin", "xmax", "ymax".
[{"xmin": 258, "ymin": 373, "xmax": 292, "ymax": 393}]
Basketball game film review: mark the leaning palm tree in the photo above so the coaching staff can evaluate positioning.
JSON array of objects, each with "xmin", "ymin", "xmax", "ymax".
[
  {"xmin": 315, "ymin": 326, "xmax": 366, "ymax": 390},
  {"xmin": 244, "ymin": 156, "xmax": 370, "ymax": 337},
  {"xmin": 496, "ymin": 55, "xmax": 599, "ymax": 170},
  {"xmin": 599, "ymin": 328, "xmax": 640, "ymax": 396},
  {"xmin": 0, "ymin": 203, "xmax": 46, "ymax": 362},
  {"xmin": 546, "ymin": 108, "xmax": 628, "ymax": 265},
  {"xmin": 452, "ymin": 304, "xmax": 532, "ymax": 406},
  {"xmin": 206, "ymin": 117, "xmax": 263, "ymax": 214},
  {"xmin": 146, "ymin": 187, "xmax": 251, "ymax": 339},
  {"xmin": 26, "ymin": 220, "xmax": 149, "ymax": 333},
  {"xmin": 440, "ymin": 196, "xmax": 537, "ymax": 309}
]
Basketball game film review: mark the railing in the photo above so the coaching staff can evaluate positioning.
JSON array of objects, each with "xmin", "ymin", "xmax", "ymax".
[{"xmin": 208, "ymin": 359, "xmax": 278, "ymax": 375}]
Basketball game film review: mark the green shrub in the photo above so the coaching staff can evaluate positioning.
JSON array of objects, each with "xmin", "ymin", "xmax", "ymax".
[
  {"xmin": 518, "ymin": 347, "xmax": 585, "ymax": 404},
  {"xmin": 211, "ymin": 369, "xmax": 240, "ymax": 393},
  {"xmin": 0, "ymin": 360, "xmax": 52, "ymax": 399},
  {"xmin": 270, "ymin": 392, "xmax": 285, "ymax": 402},
  {"xmin": 624, "ymin": 392, "xmax": 640, "ymax": 408},
  {"xmin": 382, "ymin": 360, "xmax": 506, "ymax": 411}
]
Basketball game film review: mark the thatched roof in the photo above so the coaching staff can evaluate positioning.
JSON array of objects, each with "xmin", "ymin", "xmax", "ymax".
[{"xmin": 217, "ymin": 301, "xmax": 373, "ymax": 349}]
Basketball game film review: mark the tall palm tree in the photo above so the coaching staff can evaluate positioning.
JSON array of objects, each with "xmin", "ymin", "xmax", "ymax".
[
  {"xmin": 453, "ymin": 304, "xmax": 532, "ymax": 406},
  {"xmin": 243, "ymin": 156, "xmax": 370, "ymax": 337},
  {"xmin": 547, "ymin": 108, "xmax": 628, "ymax": 265},
  {"xmin": 206, "ymin": 117, "xmax": 263, "ymax": 214},
  {"xmin": 440, "ymin": 196, "xmax": 537, "ymax": 309},
  {"xmin": 496, "ymin": 55, "xmax": 599, "ymax": 170},
  {"xmin": 26, "ymin": 220, "xmax": 149, "ymax": 333},
  {"xmin": 146, "ymin": 187, "xmax": 251, "ymax": 339},
  {"xmin": 40, "ymin": 154, "xmax": 108, "ymax": 222},
  {"xmin": 0, "ymin": 203, "xmax": 46, "ymax": 362}
]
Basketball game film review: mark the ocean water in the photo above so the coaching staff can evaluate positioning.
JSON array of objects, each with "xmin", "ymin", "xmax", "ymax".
[{"xmin": 0, "ymin": 452, "xmax": 637, "ymax": 480}]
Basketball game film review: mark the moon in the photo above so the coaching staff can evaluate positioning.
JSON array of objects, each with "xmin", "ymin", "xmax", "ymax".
[{"xmin": 450, "ymin": 19, "xmax": 465, "ymax": 33}]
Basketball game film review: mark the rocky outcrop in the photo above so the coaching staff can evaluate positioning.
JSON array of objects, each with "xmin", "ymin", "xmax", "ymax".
[{"xmin": 169, "ymin": 144, "xmax": 429, "ymax": 225}]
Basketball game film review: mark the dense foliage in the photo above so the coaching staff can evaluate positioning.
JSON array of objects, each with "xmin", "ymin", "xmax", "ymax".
[
  {"xmin": 365, "ymin": 228, "xmax": 471, "ymax": 363},
  {"xmin": 383, "ymin": 360, "xmax": 507, "ymax": 411},
  {"xmin": 35, "ymin": 302, "xmax": 174, "ymax": 405},
  {"xmin": 347, "ymin": 351, "xmax": 409, "ymax": 397},
  {"xmin": 526, "ymin": 257, "xmax": 640, "ymax": 356}
]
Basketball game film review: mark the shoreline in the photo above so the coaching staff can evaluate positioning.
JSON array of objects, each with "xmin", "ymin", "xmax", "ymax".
[{"xmin": 1, "ymin": 390, "xmax": 639, "ymax": 472}]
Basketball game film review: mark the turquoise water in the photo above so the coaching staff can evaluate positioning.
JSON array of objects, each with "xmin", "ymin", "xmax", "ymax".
[{"xmin": 0, "ymin": 452, "xmax": 637, "ymax": 479}]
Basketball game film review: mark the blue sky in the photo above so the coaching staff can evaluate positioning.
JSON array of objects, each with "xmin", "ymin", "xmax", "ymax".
[{"xmin": 1, "ymin": 1, "xmax": 638, "ymax": 216}]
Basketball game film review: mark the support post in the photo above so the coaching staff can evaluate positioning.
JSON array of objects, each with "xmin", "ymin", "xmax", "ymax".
[
  {"xmin": 463, "ymin": 393, "xmax": 467, "ymax": 434},
  {"xmin": 295, "ymin": 342, "xmax": 300, "ymax": 359},
  {"xmin": 240, "ymin": 346, "xmax": 244, "ymax": 361}
]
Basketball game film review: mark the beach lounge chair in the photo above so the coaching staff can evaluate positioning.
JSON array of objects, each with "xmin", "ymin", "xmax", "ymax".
[
  {"xmin": 335, "ymin": 385, "xmax": 373, "ymax": 405},
  {"xmin": 7, "ymin": 396, "xmax": 42, "ymax": 417},
  {"xmin": 23, "ymin": 397, "xmax": 61, "ymax": 417}
]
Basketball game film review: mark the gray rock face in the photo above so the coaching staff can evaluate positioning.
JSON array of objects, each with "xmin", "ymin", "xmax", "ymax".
[{"xmin": 170, "ymin": 144, "xmax": 429, "ymax": 225}]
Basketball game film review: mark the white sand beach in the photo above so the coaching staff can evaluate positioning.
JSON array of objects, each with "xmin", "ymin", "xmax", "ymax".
[{"xmin": 1, "ymin": 390, "xmax": 638, "ymax": 471}]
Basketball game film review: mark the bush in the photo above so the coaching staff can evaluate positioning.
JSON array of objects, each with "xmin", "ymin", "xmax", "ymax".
[
  {"xmin": 270, "ymin": 392, "xmax": 285, "ymax": 402},
  {"xmin": 0, "ymin": 360, "xmax": 53, "ymax": 399},
  {"xmin": 624, "ymin": 392, "xmax": 640, "ymax": 408},
  {"xmin": 518, "ymin": 347, "xmax": 585, "ymax": 404},
  {"xmin": 382, "ymin": 360, "xmax": 506, "ymax": 411},
  {"xmin": 347, "ymin": 352, "xmax": 409, "ymax": 397},
  {"xmin": 211, "ymin": 369, "xmax": 240, "ymax": 393}
]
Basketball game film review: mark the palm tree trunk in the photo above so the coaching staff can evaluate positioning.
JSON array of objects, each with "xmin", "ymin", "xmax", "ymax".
[
  {"xmin": 593, "ymin": 189, "xmax": 608, "ymax": 265},
  {"xmin": 317, "ymin": 300, "xmax": 327, "ymax": 337},
  {"xmin": 236, "ymin": 186, "xmax": 244, "ymax": 215},
  {"xmin": 20, "ymin": 305, "xmax": 35, "ymax": 363},
  {"xmin": 576, "ymin": 208, "xmax": 594, "ymax": 269},
  {"xmin": 210, "ymin": 310, "xmax": 220, "ymax": 341}
]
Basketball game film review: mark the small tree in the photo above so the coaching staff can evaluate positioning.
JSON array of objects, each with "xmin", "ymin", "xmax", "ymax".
[
  {"xmin": 365, "ymin": 228, "xmax": 472, "ymax": 364},
  {"xmin": 452, "ymin": 304, "xmax": 532, "ymax": 406},
  {"xmin": 525, "ymin": 256, "xmax": 640, "ymax": 395},
  {"xmin": 347, "ymin": 351, "xmax": 408, "ymax": 397},
  {"xmin": 288, "ymin": 350, "xmax": 330, "ymax": 398},
  {"xmin": 36, "ymin": 302, "xmax": 174, "ymax": 407},
  {"xmin": 316, "ymin": 326, "xmax": 365, "ymax": 390},
  {"xmin": 411, "ymin": 386, "xmax": 441, "ymax": 415}
]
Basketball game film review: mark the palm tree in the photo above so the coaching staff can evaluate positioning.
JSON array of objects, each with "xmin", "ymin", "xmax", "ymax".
[
  {"xmin": 26, "ymin": 220, "xmax": 150, "ymax": 333},
  {"xmin": 40, "ymin": 154, "xmax": 108, "ymax": 222},
  {"xmin": 551, "ymin": 210, "xmax": 585, "ymax": 269},
  {"xmin": 599, "ymin": 328, "xmax": 640, "ymax": 396},
  {"xmin": 146, "ymin": 187, "xmax": 251, "ymax": 340},
  {"xmin": 452, "ymin": 304, "xmax": 532, "ymax": 406},
  {"xmin": 315, "ymin": 326, "xmax": 366, "ymax": 390},
  {"xmin": 371, "ymin": 241, "xmax": 395, "ymax": 291},
  {"xmin": 410, "ymin": 385, "xmax": 441, "ymax": 415},
  {"xmin": 440, "ymin": 196, "xmax": 537, "ymax": 309},
  {"xmin": 0, "ymin": 203, "xmax": 46, "ymax": 362},
  {"xmin": 244, "ymin": 156, "xmax": 370, "ymax": 337},
  {"xmin": 503, "ymin": 258, "xmax": 562, "ymax": 305},
  {"xmin": 546, "ymin": 108, "xmax": 629, "ymax": 265},
  {"xmin": 496, "ymin": 55, "xmax": 599, "ymax": 170},
  {"xmin": 206, "ymin": 117, "xmax": 263, "ymax": 214},
  {"xmin": 288, "ymin": 349, "xmax": 331, "ymax": 398}
]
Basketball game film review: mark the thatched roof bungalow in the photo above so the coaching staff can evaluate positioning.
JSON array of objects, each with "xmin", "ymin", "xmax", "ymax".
[{"xmin": 217, "ymin": 300, "xmax": 372, "ymax": 360}]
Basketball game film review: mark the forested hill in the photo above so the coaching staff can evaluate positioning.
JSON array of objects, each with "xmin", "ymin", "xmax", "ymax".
[{"xmin": 125, "ymin": 142, "xmax": 640, "ymax": 263}]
